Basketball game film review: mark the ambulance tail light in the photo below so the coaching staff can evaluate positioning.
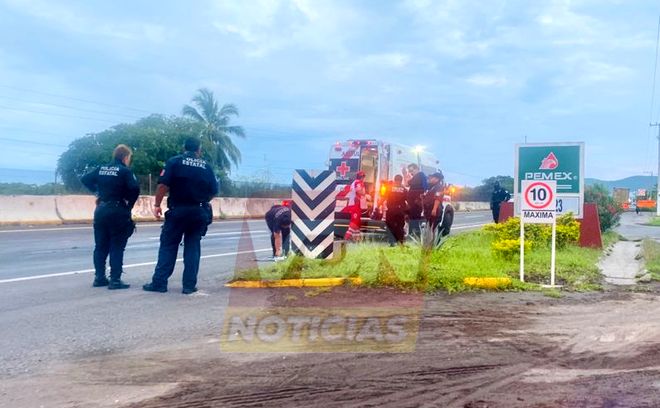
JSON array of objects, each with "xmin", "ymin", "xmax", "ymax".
[{"xmin": 380, "ymin": 183, "xmax": 387, "ymax": 197}]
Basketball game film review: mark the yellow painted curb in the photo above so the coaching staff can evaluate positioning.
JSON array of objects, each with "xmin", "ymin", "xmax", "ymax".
[
  {"xmin": 225, "ymin": 277, "xmax": 363, "ymax": 288},
  {"xmin": 463, "ymin": 277, "xmax": 512, "ymax": 289}
]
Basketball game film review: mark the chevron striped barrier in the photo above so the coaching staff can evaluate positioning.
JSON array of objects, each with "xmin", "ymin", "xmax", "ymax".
[{"xmin": 291, "ymin": 169, "xmax": 337, "ymax": 259}]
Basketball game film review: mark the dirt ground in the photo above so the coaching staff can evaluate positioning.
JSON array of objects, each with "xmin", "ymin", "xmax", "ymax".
[{"xmin": 3, "ymin": 284, "xmax": 659, "ymax": 408}]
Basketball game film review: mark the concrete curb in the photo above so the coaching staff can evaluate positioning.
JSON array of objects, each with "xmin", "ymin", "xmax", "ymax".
[
  {"xmin": 463, "ymin": 277, "xmax": 512, "ymax": 289},
  {"xmin": 225, "ymin": 277, "xmax": 363, "ymax": 288}
]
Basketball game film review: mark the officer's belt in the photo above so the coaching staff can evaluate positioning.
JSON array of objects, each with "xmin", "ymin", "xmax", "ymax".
[
  {"xmin": 98, "ymin": 200, "xmax": 127, "ymax": 207},
  {"xmin": 168, "ymin": 202, "xmax": 207, "ymax": 208}
]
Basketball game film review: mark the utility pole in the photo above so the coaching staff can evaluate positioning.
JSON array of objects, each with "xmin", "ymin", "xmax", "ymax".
[{"xmin": 650, "ymin": 123, "xmax": 660, "ymax": 216}]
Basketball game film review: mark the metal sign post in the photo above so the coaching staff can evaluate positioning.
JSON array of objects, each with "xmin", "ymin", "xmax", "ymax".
[
  {"xmin": 519, "ymin": 202, "xmax": 525, "ymax": 282},
  {"xmin": 520, "ymin": 180, "xmax": 559, "ymax": 287}
]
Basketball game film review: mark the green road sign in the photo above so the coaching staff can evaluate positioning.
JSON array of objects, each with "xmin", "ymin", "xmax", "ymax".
[{"xmin": 515, "ymin": 143, "xmax": 584, "ymax": 218}]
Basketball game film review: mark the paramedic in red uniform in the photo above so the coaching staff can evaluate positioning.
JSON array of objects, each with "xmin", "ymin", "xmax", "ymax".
[{"xmin": 343, "ymin": 170, "xmax": 366, "ymax": 241}]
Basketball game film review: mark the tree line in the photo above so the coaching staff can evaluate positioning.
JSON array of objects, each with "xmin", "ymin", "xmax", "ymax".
[
  {"xmin": 456, "ymin": 176, "xmax": 514, "ymax": 202},
  {"xmin": 56, "ymin": 88, "xmax": 248, "ymax": 195}
]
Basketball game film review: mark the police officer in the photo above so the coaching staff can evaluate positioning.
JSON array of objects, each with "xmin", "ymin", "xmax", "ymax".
[
  {"xmin": 423, "ymin": 172, "xmax": 445, "ymax": 235},
  {"xmin": 81, "ymin": 144, "xmax": 140, "ymax": 290},
  {"xmin": 385, "ymin": 175, "xmax": 408, "ymax": 245},
  {"xmin": 143, "ymin": 137, "xmax": 218, "ymax": 294},
  {"xmin": 406, "ymin": 163, "xmax": 427, "ymax": 237},
  {"xmin": 490, "ymin": 181, "xmax": 511, "ymax": 223},
  {"xmin": 265, "ymin": 201, "xmax": 291, "ymax": 261}
]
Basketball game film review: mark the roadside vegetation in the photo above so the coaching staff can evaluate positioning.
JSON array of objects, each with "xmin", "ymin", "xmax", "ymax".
[
  {"xmin": 647, "ymin": 217, "xmax": 660, "ymax": 227},
  {"xmin": 641, "ymin": 239, "xmax": 660, "ymax": 281},
  {"xmin": 233, "ymin": 217, "xmax": 619, "ymax": 293},
  {"xmin": 585, "ymin": 184, "xmax": 624, "ymax": 232}
]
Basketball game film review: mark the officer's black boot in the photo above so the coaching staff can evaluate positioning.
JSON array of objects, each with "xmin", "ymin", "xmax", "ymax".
[
  {"xmin": 108, "ymin": 278, "xmax": 130, "ymax": 290},
  {"xmin": 143, "ymin": 282, "xmax": 168, "ymax": 293},
  {"xmin": 93, "ymin": 274, "xmax": 109, "ymax": 287}
]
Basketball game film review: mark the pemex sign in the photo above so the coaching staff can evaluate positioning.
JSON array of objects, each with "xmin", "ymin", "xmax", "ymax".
[{"xmin": 515, "ymin": 143, "xmax": 584, "ymax": 218}]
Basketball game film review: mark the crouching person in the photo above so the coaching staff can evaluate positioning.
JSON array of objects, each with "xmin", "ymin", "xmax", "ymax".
[{"xmin": 266, "ymin": 201, "xmax": 291, "ymax": 261}]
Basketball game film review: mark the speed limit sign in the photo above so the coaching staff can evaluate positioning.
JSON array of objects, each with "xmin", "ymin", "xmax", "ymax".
[
  {"xmin": 521, "ymin": 180, "xmax": 556, "ymax": 224},
  {"xmin": 519, "ymin": 180, "xmax": 560, "ymax": 286}
]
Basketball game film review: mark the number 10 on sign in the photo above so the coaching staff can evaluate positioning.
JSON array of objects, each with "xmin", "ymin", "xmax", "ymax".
[{"xmin": 519, "ymin": 180, "xmax": 560, "ymax": 287}]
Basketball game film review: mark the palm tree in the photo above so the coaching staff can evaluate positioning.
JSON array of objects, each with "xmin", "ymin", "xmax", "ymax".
[{"xmin": 182, "ymin": 88, "xmax": 246, "ymax": 171}]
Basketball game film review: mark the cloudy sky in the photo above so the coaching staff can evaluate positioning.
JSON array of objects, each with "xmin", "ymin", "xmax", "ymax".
[{"xmin": 1, "ymin": 0, "xmax": 659, "ymax": 186}]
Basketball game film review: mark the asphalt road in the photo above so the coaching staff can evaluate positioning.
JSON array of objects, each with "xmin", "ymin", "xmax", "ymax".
[
  {"xmin": 0, "ymin": 211, "xmax": 491, "ymax": 381},
  {"xmin": 614, "ymin": 211, "xmax": 660, "ymax": 240}
]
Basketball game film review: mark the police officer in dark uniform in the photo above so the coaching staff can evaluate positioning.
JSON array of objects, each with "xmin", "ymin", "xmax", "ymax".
[
  {"xmin": 265, "ymin": 201, "xmax": 291, "ymax": 260},
  {"xmin": 143, "ymin": 137, "xmax": 218, "ymax": 294},
  {"xmin": 385, "ymin": 175, "xmax": 408, "ymax": 245},
  {"xmin": 423, "ymin": 172, "xmax": 445, "ymax": 234},
  {"xmin": 81, "ymin": 144, "xmax": 140, "ymax": 289},
  {"xmin": 406, "ymin": 163, "xmax": 427, "ymax": 237},
  {"xmin": 490, "ymin": 181, "xmax": 511, "ymax": 223}
]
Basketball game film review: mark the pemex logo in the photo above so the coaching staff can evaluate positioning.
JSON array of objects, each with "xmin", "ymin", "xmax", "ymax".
[{"xmin": 539, "ymin": 152, "xmax": 559, "ymax": 170}]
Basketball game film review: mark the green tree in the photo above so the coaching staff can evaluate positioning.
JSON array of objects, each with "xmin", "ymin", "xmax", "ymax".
[
  {"xmin": 57, "ymin": 115, "xmax": 207, "ymax": 192},
  {"xmin": 461, "ymin": 176, "xmax": 514, "ymax": 201},
  {"xmin": 182, "ymin": 88, "xmax": 246, "ymax": 172}
]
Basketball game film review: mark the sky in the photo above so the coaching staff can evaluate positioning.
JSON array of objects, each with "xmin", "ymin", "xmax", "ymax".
[{"xmin": 1, "ymin": 0, "xmax": 660, "ymax": 186}]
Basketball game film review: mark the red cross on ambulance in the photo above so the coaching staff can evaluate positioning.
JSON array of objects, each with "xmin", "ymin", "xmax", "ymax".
[{"xmin": 336, "ymin": 161, "xmax": 351, "ymax": 177}]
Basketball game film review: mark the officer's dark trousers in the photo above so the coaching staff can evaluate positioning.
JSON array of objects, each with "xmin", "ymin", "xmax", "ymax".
[
  {"xmin": 386, "ymin": 211, "xmax": 406, "ymax": 244},
  {"xmin": 93, "ymin": 204, "xmax": 133, "ymax": 280},
  {"xmin": 152, "ymin": 206, "xmax": 207, "ymax": 290},
  {"xmin": 492, "ymin": 204, "xmax": 500, "ymax": 223},
  {"xmin": 269, "ymin": 228, "xmax": 291, "ymax": 256},
  {"xmin": 408, "ymin": 204, "xmax": 423, "ymax": 238}
]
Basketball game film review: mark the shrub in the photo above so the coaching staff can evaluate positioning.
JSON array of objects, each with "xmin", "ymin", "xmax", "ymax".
[
  {"xmin": 585, "ymin": 184, "xmax": 623, "ymax": 232},
  {"xmin": 485, "ymin": 213, "xmax": 580, "ymax": 253},
  {"xmin": 492, "ymin": 238, "xmax": 531, "ymax": 259}
]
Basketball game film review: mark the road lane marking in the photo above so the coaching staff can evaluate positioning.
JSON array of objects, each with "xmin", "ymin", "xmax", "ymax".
[
  {"xmin": 0, "ymin": 222, "xmax": 488, "ymax": 284},
  {"xmin": 147, "ymin": 230, "xmax": 270, "ymax": 239},
  {"xmin": 0, "ymin": 220, "xmax": 264, "ymax": 234},
  {"xmin": 0, "ymin": 248, "xmax": 271, "ymax": 284},
  {"xmin": 0, "ymin": 226, "xmax": 96, "ymax": 233}
]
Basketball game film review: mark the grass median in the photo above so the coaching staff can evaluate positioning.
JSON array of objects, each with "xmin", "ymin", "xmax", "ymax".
[
  {"xmin": 641, "ymin": 239, "xmax": 660, "ymax": 281},
  {"xmin": 233, "ymin": 226, "xmax": 619, "ymax": 293}
]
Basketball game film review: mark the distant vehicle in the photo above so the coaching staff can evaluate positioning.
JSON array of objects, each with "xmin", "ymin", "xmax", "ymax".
[
  {"xmin": 328, "ymin": 139, "xmax": 454, "ymax": 239},
  {"xmin": 612, "ymin": 187, "xmax": 630, "ymax": 210}
]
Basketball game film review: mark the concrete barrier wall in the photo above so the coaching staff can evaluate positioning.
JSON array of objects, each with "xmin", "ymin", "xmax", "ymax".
[
  {"xmin": 0, "ymin": 195, "xmax": 59, "ymax": 224},
  {"xmin": 0, "ymin": 195, "xmax": 489, "ymax": 225},
  {"xmin": 0, "ymin": 195, "xmax": 287, "ymax": 225},
  {"xmin": 54, "ymin": 195, "xmax": 98, "ymax": 223},
  {"xmin": 454, "ymin": 201, "xmax": 491, "ymax": 212}
]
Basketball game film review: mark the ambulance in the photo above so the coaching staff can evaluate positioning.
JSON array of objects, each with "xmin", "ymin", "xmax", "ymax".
[{"xmin": 328, "ymin": 139, "xmax": 454, "ymax": 239}]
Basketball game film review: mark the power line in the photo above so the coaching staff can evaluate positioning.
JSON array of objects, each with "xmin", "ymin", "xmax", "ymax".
[
  {"xmin": 0, "ymin": 95, "xmax": 143, "ymax": 121},
  {"xmin": 0, "ymin": 84, "xmax": 154, "ymax": 114},
  {"xmin": 0, "ymin": 126, "xmax": 71, "ymax": 139},
  {"xmin": 0, "ymin": 136, "xmax": 67, "ymax": 147},
  {"xmin": 0, "ymin": 104, "xmax": 121, "ymax": 124}
]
